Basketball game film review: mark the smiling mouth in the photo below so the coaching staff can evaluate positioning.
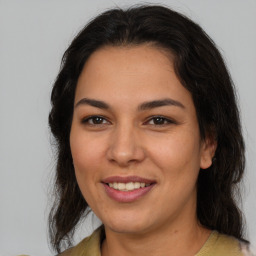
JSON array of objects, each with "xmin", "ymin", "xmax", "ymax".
[
  {"xmin": 102, "ymin": 176, "xmax": 156, "ymax": 202},
  {"xmin": 107, "ymin": 182, "xmax": 151, "ymax": 191}
]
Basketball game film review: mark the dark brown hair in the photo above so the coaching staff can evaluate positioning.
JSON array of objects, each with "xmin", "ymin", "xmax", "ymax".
[{"xmin": 48, "ymin": 5, "xmax": 246, "ymax": 253}]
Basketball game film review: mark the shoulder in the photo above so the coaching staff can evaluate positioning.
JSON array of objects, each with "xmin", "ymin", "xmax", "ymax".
[
  {"xmin": 196, "ymin": 231, "xmax": 252, "ymax": 256},
  {"xmin": 58, "ymin": 226, "xmax": 103, "ymax": 256},
  {"xmin": 58, "ymin": 248, "xmax": 73, "ymax": 256}
]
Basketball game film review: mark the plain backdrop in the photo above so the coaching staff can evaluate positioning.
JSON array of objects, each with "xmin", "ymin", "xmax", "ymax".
[{"xmin": 0, "ymin": 0, "xmax": 255, "ymax": 255}]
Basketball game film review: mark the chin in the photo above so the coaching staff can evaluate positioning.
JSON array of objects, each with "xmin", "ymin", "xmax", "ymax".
[{"xmin": 104, "ymin": 216, "xmax": 151, "ymax": 235}]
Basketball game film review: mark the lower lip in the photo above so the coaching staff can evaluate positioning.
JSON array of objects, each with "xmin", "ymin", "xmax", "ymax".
[{"xmin": 103, "ymin": 183, "xmax": 155, "ymax": 203}]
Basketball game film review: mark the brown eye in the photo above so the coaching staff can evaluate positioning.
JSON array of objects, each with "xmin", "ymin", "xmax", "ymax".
[
  {"xmin": 82, "ymin": 116, "xmax": 109, "ymax": 125},
  {"xmin": 152, "ymin": 117, "xmax": 166, "ymax": 125},
  {"xmin": 146, "ymin": 116, "xmax": 175, "ymax": 126}
]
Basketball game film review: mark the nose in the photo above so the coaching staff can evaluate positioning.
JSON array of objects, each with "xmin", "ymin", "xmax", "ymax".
[{"xmin": 106, "ymin": 124, "xmax": 146, "ymax": 167}]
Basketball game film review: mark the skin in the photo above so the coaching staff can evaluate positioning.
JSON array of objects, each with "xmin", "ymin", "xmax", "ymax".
[{"xmin": 70, "ymin": 44, "xmax": 216, "ymax": 256}]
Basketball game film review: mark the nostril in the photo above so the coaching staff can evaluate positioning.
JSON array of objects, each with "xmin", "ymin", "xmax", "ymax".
[{"xmin": 106, "ymin": 142, "xmax": 146, "ymax": 166}]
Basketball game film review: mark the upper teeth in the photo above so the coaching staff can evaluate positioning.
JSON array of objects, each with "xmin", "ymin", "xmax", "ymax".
[{"xmin": 108, "ymin": 182, "xmax": 150, "ymax": 191}]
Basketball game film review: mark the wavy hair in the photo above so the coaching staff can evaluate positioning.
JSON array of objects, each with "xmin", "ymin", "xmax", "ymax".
[{"xmin": 48, "ymin": 5, "xmax": 246, "ymax": 253}]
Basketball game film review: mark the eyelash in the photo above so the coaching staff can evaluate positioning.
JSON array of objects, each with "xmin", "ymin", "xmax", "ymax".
[
  {"xmin": 145, "ymin": 116, "xmax": 176, "ymax": 126},
  {"xmin": 81, "ymin": 115, "xmax": 176, "ymax": 127},
  {"xmin": 81, "ymin": 115, "xmax": 110, "ymax": 125}
]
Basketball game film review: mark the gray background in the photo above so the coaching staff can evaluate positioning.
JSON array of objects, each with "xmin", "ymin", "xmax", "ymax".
[{"xmin": 0, "ymin": 0, "xmax": 255, "ymax": 255}]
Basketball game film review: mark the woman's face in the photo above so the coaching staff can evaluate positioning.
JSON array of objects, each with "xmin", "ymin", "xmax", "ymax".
[{"xmin": 70, "ymin": 45, "xmax": 214, "ymax": 235}]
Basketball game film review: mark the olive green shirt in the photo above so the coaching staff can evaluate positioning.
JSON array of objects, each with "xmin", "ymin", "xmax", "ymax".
[{"xmin": 59, "ymin": 227, "xmax": 249, "ymax": 256}]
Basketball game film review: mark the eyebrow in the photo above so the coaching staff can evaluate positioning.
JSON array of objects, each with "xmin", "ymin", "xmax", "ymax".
[
  {"xmin": 75, "ymin": 98, "xmax": 109, "ymax": 109},
  {"xmin": 138, "ymin": 98, "xmax": 185, "ymax": 111},
  {"xmin": 75, "ymin": 97, "xmax": 185, "ymax": 110}
]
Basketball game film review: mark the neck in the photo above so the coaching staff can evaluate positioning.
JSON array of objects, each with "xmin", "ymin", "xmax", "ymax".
[{"xmin": 101, "ymin": 217, "xmax": 211, "ymax": 256}]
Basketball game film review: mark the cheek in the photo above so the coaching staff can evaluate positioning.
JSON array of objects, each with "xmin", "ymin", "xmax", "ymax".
[
  {"xmin": 148, "ymin": 130, "xmax": 202, "ymax": 172},
  {"xmin": 149, "ymin": 132, "xmax": 202, "ymax": 209},
  {"xmin": 69, "ymin": 128, "xmax": 107, "ymax": 199},
  {"xmin": 70, "ymin": 128, "xmax": 104, "ymax": 170},
  {"xmin": 70, "ymin": 129, "xmax": 106, "ymax": 207}
]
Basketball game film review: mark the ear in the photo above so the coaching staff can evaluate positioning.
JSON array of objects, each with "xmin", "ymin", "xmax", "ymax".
[{"xmin": 200, "ymin": 135, "xmax": 217, "ymax": 170}]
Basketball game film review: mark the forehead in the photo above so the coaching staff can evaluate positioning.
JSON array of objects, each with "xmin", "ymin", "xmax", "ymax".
[
  {"xmin": 75, "ymin": 45, "xmax": 193, "ymax": 109},
  {"xmin": 81, "ymin": 44, "xmax": 173, "ymax": 78}
]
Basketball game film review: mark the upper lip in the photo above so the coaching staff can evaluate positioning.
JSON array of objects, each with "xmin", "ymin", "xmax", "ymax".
[{"xmin": 102, "ymin": 176, "xmax": 156, "ymax": 184}]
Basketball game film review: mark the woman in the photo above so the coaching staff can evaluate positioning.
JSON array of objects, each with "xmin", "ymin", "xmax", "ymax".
[{"xmin": 48, "ymin": 5, "xmax": 250, "ymax": 256}]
